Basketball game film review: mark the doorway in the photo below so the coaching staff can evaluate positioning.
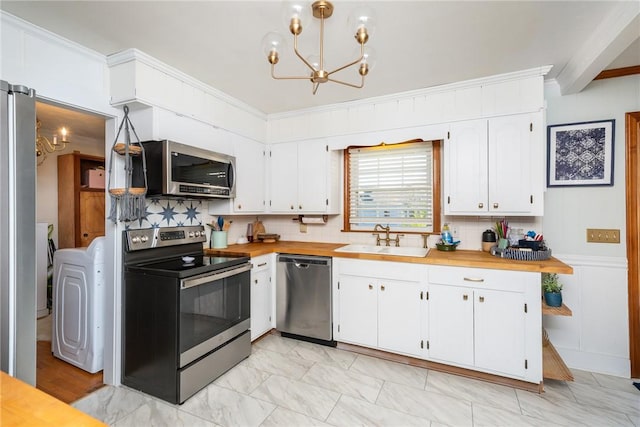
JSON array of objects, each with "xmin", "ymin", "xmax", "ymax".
[
  {"xmin": 35, "ymin": 100, "xmax": 107, "ymax": 402},
  {"xmin": 626, "ymin": 111, "xmax": 640, "ymax": 378}
]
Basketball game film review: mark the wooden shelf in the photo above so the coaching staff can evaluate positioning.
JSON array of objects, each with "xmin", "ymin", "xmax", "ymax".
[
  {"xmin": 542, "ymin": 301, "xmax": 572, "ymax": 316},
  {"xmin": 542, "ymin": 331, "xmax": 574, "ymax": 381}
]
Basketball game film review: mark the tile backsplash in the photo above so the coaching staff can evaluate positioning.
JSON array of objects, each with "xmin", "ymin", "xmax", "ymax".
[{"xmin": 124, "ymin": 198, "xmax": 205, "ymax": 230}]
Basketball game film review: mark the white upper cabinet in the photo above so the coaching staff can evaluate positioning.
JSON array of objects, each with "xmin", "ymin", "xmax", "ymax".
[
  {"xmin": 269, "ymin": 139, "xmax": 341, "ymax": 214},
  {"xmin": 444, "ymin": 112, "xmax": 544, "ymax": 216},
  {"xmin": 209, "ymin": 136, "xmax": 266, "ymax": 215},
  {"xmin": 232, "ymin": 137, "xmax": 266, "ymax": 213}
]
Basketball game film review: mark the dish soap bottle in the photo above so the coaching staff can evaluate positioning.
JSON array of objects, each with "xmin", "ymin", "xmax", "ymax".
[{"xmin": 441, "ymin": 223, "xmax": 453, "ymax": 244}]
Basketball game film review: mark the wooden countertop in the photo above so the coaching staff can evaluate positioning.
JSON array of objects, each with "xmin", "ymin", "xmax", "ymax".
[
  {"xmin": 1, "ymin": 372, "xmax": 106, "ymax": 426},
  {"xmin": 206, "ymin": 241, "xmax": 573, "ymax": 274}
]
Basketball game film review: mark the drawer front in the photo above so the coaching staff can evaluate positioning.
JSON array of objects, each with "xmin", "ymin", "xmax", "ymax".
[
  {"xmin": 335, "ymin": 258, "xmax": 426, "ymax": 282},
  {"xmin": 251, "ymin": 254, "xmax": 272, "ymax": 273},
  {"xmin": 428, "ymin": 265, "xmax": 535, "ymax": 292}
]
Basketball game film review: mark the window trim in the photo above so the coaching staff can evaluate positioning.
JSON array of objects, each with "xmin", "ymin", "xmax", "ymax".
[{"xmin": 343, "ymin": 139, "xmax": 441, "ymax": 234}]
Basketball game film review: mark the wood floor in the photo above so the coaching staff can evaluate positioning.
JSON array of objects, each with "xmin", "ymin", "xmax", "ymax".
[{"xmin": 36, "ymin": 340, "xmax": 105, "ymax": 404}]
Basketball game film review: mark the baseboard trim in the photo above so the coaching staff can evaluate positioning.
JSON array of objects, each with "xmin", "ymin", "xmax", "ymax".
[{"xmin": 336, "ymin": 342, "xmax": 543, "ymax": 394}]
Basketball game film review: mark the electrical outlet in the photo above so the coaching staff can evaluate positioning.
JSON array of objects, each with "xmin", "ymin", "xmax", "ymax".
[
  {"xmin": 586, "ymin": 228, "xmax": 620, "ymax": 243},
  {"xmin": 451, "ymin": 225, "xmax": 459, "ymax": 236}
]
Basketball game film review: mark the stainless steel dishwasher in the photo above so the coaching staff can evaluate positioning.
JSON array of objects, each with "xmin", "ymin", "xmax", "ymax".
[{"xmin": 276, "ymin": 254, "xmax": 335, "ymax": 346}]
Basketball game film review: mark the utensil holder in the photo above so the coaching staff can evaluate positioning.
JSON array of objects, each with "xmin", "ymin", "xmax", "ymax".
[{"xmin": 210, "ymin": 231, "xmax": 228, "ymax": 249}]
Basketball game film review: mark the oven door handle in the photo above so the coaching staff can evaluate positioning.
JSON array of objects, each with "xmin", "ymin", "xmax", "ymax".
[{"xmin": 180, "ymin": 263, "xmax": 252, "ymax": 289}]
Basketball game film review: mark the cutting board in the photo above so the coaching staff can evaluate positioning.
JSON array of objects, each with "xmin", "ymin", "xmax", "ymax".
[{"xmin": 252, "ymin": 220, "xmax": 265, "ymax": 241}]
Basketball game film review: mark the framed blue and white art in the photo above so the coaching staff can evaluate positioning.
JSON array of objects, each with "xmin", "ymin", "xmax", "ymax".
[{"xmin": 547, "ymin": 119, "xmax": 615, "ymax": 187}]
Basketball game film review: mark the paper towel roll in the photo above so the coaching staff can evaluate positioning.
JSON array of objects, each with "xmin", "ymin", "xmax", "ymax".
[{"xmin": 300, "ymin": 216, "xmax": 326, "ymax": 224}]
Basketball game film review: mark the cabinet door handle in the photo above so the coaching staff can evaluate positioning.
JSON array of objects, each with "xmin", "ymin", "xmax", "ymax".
[
  {"xmin": 493, "ymin": 202, "xmax": 499, "ymax": 209},
  {"xmin": 478, "ymin": 202, "xmax": 483, "ymax": 209},
  {"xmin": 479, "ymin": 296, "xmax": 485, "ymax": 303},
  {"xmin": 368, "ymin": 284, "xmax": 373, "ymax": 290},
  {"xmin": 463, "ymin": 294, "xmax": 468, "ymax": 301},
  {"xmin": 380, "ymin": 285, "xmax": 385, "ymax": 291},
  {"xmin": 257, "ymin": 262, "xmax": 267, "ymax": 267},
  {"xmin": 463, "ymin": 277, "xmax": 484, "ymax": 283},
  {"xmin": 254, "ymin": 279, "xmax": 258, "ymax": 284}
]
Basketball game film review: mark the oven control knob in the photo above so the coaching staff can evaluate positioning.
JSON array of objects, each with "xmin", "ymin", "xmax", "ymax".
[
  {"xmin": 141, "ymin": 235, "xmax": 149, "ymax": 243},
  {"xmin": 189, "ymin": 231, "xmax": 195, "ymax": 238},
  {"xmin": 132, "ymin": 236, "xmax": 141, "ymax": 244}
]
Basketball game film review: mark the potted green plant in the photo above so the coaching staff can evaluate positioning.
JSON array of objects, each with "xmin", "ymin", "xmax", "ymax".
[{"xmin": 542, "ymin": 273, "xmax": 563, "ymax": 307}]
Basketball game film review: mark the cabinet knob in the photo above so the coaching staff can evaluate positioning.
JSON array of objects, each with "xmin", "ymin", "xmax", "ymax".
[
  {"xmin": 380, "ymin": 285, "xmax": 385, "ymax": 291},
  {"xmin": 479, "ymin": 296, "xmax": 485, "ymax": 303},
  {"xmin": 368, "ymin": 284, "xmax": 373, "ymax": 290},
  {"xmin": 290, "ymin": 205, "xmax": 294, "ymax": 210},
  {"xmin": 83, "ymin": 233, "xmax": 89, "ymax": 238},
  {"xmin": 237, "ymin": 204, "xmax": 242, "ymax": 209},
  {"xmin": 493, "ymin": 203, "xmax": 499, "ymax": 209},
  {"xmin": 478, "ymin": 202, "xmax": 483, "ymax": 209},
  {"xmin": 463, "ymin": 294, "xmax": 468, "ymax": 301},
  {"xmin": 299, "ymin": 205, "xmax": 302, "ymax": 210}
]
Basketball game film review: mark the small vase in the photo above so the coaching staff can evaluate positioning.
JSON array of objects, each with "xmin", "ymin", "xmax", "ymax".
[
  {"xmin": 544, "ymin": 291, "xmax": 562, "ymax": 307},
  {"xmin": 498, "ymin": 238, "xmax": 509, "ymax": 249}
]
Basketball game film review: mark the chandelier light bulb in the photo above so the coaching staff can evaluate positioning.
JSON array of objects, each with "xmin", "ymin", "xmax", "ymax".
[
  {"xmin": 262, "ymin": 32, "xmax": 287, "ymax": 64},
  {"xmin": 283, "ymin": 1, "xmax": 310, "ymax": 35},
  {"xmin": 349, "ymin": 6, "xmax": 376, "ymax": 43}
]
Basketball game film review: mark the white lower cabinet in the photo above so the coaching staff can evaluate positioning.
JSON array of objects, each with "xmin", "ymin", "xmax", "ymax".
[
  {"xmin": 427, "ymin": 266, "xmax": 540, "ymax": 381},
  {"xmin": 427, "ymin": 284, "xmax": 474, "ymax": 366},
  {"xmin": 250, "ymin": 254, "xmax": 273, "ymax": 341},
  {"xmin": 334, "ymin": 259, "xmax": 542, "ymax": 383},
  {"xmin": 334, "ymin": 259, "xmax": 425, "ymax": 357}
]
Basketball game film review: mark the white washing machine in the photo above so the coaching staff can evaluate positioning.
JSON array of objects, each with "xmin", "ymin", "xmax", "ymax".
[{"xmin": 52, "ymin": 237, "xmax": 105, "ymax": 373}]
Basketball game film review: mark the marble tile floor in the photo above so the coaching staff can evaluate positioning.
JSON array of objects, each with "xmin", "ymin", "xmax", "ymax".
[{"xmin": 72, "ymin": 334, "xmax": 640, "ymax": 426}]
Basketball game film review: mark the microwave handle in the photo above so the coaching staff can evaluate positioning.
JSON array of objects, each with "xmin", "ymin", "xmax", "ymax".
[{"xmin": 227, "ymin": 162, "xmax": 235, "ymax": 190}]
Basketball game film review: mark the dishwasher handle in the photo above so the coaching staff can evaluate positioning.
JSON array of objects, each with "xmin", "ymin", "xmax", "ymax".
[{"xmin": 277, "ymin": 254, "xmax": 331, "ymax": 267}]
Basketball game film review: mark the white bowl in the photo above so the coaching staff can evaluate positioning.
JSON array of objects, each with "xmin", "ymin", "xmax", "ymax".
[{"xmin": 236, "ymin": 237, "xmax": 249, "ymax": 245}]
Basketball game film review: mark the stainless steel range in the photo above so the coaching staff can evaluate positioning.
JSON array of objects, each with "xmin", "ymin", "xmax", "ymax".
[{"xmin": 122, "ymin": 225, "xmax": 251, "ymax": 404}]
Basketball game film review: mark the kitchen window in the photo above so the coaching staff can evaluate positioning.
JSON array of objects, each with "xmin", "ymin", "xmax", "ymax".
[{"xmin": 344, "ymin": 139, "xmax": 441, "ymax": 233}]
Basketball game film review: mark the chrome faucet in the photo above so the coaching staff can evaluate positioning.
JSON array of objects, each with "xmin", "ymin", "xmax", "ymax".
[{"xmin": 373, "ymin": 224, "xmax": 391, "ymax": 246}]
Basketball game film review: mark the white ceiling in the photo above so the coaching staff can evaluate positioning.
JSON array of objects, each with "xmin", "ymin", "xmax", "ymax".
[{"xmin": 3, "ymin": 1, "xmax": 639, "ymax": 121}]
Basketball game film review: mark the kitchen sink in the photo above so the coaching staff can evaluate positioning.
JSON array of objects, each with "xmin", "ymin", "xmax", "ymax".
[{"xmin": 334, "ymin": 244, "xmax": 429, "ymax": 258}]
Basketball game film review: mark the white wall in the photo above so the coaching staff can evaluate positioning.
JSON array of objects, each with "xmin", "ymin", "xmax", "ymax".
[{"xmin": 542, "ymin": 75, "xmax": 640, "ymax": 377}]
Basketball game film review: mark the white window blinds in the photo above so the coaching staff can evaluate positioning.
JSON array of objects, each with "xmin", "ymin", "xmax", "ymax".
[{"xmin": 348, "ymin": 141, "xmax": 433, "ymax": 232}]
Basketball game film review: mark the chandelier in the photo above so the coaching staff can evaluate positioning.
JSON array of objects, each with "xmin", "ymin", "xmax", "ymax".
[
  {"xmin": 35, "ymin": 118, "xmax": 70, "ymax": 166},
  {"xmin": 261, "ymin": 1, "xmax": 376, "ymax": 94}
]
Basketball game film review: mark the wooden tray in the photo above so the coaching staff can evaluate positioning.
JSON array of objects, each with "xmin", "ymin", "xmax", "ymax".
[
  {"xmin": 109, "ymin": 187, "xmax": 145, "ymax": 196},
  {"xmin": 113, "ymin": 143, "xmax": 142, "ymax": 156}
]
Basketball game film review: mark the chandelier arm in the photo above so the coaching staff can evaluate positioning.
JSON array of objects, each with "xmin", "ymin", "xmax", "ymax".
[
  {"xmin": 326, "ymin": 74, "xmax": 366, "ymax": 89},
  {"xmin": 312, "ymin": 82, "xmax": 320, "ymax": 94},
  {"xmin": 270, "ymin": 64, "xmax": 314, "ymax": 80},
  {"xmin": 326, "ymin": 44, "xmax": 364, "ymax": 76},
  {"xmin": 292, "ymin": 34, "xmax": 317, "ymax": 72}
]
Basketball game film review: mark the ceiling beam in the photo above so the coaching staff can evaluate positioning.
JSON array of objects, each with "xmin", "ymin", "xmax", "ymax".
[
  {"xmin": 594, "ymin": 65, "xmax": 640, "ymax": 81},
  {"xmin": 555, "ymin": 1, "xmax": 640, "ymax": 95}
]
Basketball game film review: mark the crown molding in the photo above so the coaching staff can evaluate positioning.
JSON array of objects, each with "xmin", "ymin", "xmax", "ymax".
[
  {"xmin": 0, "ymin": 11, "xmax": 105, "ymax": 63},
  {"xmin": 268, "ymin": 65, "xmax": 552, "ymax": 120},
  {"xmin": 107, "ymin": 48, "xmax": 266, "ymax": 121}
]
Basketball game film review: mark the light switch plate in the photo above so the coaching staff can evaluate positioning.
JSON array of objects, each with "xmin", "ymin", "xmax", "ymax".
[{"xmin": 586, "ymin": 228, "xmax": 620, "ymax": 243}]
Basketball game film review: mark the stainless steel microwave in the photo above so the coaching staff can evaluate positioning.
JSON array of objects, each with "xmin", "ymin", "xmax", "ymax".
[{"xmin": 138, "ymin": 140, "xmax": 236, "ymax": 199}]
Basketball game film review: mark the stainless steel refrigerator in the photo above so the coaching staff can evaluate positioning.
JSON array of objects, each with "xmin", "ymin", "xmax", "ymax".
[{"xmin": 0, "ymin": 80, "xmax": 37, "ymax": 385}]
